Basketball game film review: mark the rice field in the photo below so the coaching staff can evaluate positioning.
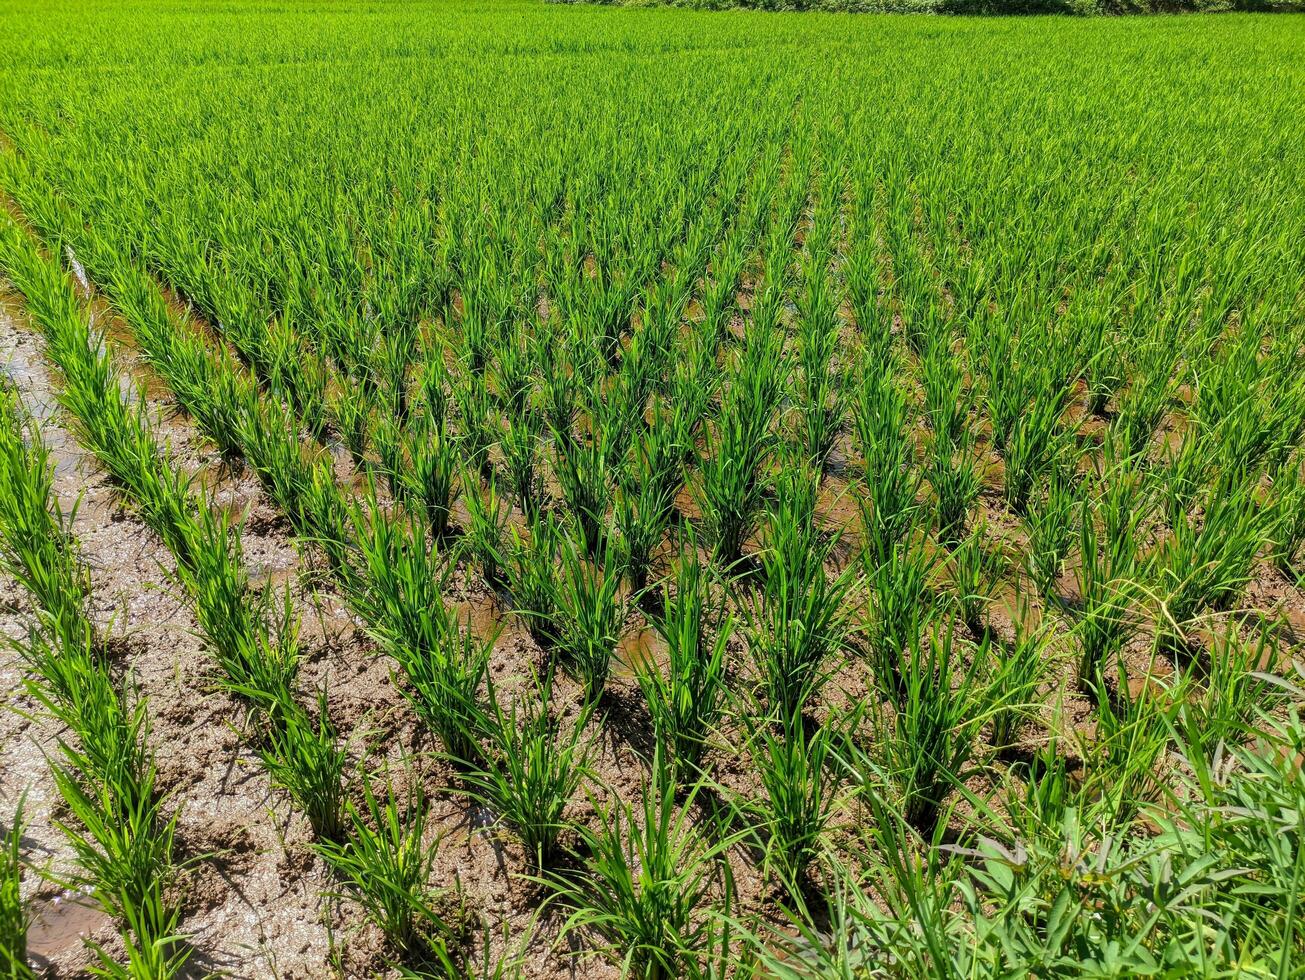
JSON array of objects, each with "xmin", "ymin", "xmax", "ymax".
[{"xmin": 0, "ymin": 1, "xmax": 1303, "ymax": 977}]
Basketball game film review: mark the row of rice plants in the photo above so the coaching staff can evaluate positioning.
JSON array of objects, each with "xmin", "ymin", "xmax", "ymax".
[{"xmin": 0, "ymin": 385, "xmax": 186, "ymax": 977}]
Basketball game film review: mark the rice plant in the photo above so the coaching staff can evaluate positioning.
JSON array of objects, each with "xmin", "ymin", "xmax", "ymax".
[
  {"xmin": 694, "ymin": 322, "xmax": 785, "ymax": 564},
  {"xmin": 350, "ymin": 497, "xmax": 493, "ymax": 762},
  {"xmin": 459, "ymin": 669, "xmax": 592, "ymax": 868},
  {"xmin": 637, "ymin": 534, "xmax": 732, "ymax": 775},
  {"xmin": 858, "ymin": 625, "xmax": 996, "ymax": 832},
  {"xmin": 948, "ymin": 524, "xmax": 1005, "ymax": 638},
  {"xmin": 986, "ymin": 614, "xmax": 1055, "ymax": 752},
  {"xmin": 860, "ymin": 535, "xmax": 939, "ymax": 704},
  {"xmin": 852, "ymin": 358, "xmax": 921, "ymax": 562},
  {"xmin": 1022, "ymin": 466, "xmax": 1077, "ymax": 598},
  {"xmin": 256, "ymin": 691, "xmax": 348, "ymax": 843},
  {"xmin": 927, "ymin": 433, "xmax": 981, "ymax": 550},
  {"xmin": 744, "ymin": 702, "xmax": 848, "ymax": 896},
  {"xmin": 741, "ymin": 464, "xmax": 856, "ymax": 715},
  {"xmin": 316, "ymin": 763, "xmax": 467, "ymax": 974},
  {"xmin": 551, "ymin": 750, "xmax": 737, "ymax": 980},
  {"xmin": 1073, "ymin": 452, "xmax": 1150, "ymax": 691},
  {"xmin": 553, "ymin": 529, "xmax": 626, "ymax": 704},
  {"xmin": 0, "ymin": 799, "xmax": 33, "ymax": 980}
]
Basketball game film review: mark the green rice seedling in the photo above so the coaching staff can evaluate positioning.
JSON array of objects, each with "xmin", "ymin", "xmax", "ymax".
[
  {"xmin": 740, "ymin": 785, "xmax": 964, "ymax": 977},
  {"xmin": 350, "ymin": 496, "xmax": 492, "ymax": 763},
  {"xmin": 407, "ymin": 410, "xmax": 460, "ymax": 538},
  {"xmin": 637, "ymin": 534, "xmax": 731, "ymax": 775},
  {"xmin": 1154, "ymin": 467, "xmax": 1271, "ymax": 639},
  {"xmin": 795, "ymin": 257, "xmax": 845, "ymax": 471},
  {"xmin": 613, "ymin": 462, "xmax": 676, "ymax": 594},
  {"xmin": 460, "ymin": 669, "xmax": 592, "ymax": 868},
  {"xmin": 741, "ymin": 464, "xmax": 856, "ymax": 715},
  {"xmin": 948, "ymin": 524, "xmax": 1005, "ymax": 638},
  {"xmin": 0, "ymin": 386, "xmax": 92, "ymax": 655},
  {"xmin": 744, "ymin": 702, "xmax": 848, "ymax": 897},
  {"xmin": 1112, "ymin": 344, "xmax": 1176, "ymax": 461},
  {"xmin": 403, "ymin": 609, "xmax": 496, "ymax": 767},
  {"xmin": 418, "ymin": 354, "xmax": 450, "ymax": 430},
  {"xmin": 637, "ymin": 398, "xmax": 690, "ymax": 507},
  {"xmin": 452, "ymin": 367, "xmax": 498, "ymax": 478},
  {"xmin": 1271, "ymin": 455, "xmax": 1305, "ymax": 577},
  {"xmin": 377, "ymin": 329, "xmax": 413, "ymax": 426},
  {"xmin": 1186, "ymin": 323, "xmax": 1301, "ymax": 475},
  {"xmin": 1000, "ymin": 379, "xmax": 1074, "ymax": 515},
  {"xmin": 978, "ymin": 314, "xmax": 1026, "ymax": 456},
  {"xmin": 47, "ymin": 706, "xmax": 188, "ymax": 978},
  {"xmin": 694, "ymin": 322, "xmax": 785, "ymax": 565},
  {"xmin": 859, "ymin": 534, "xmax": 938, "ymax": 705},
  {"xmin": 1079, "ymin": 656, "xmax": 1176, "ymax": 826},
  {"xmin": 492, "ymin": 330, "xmax": 534, "ymax": 423},
  {"xmin": 456, "ymin": 287, "xmax": 495, "ymax": 377},
  {"xmin": 921, "ymin": 337, "xmax": 970, "ymax": 452},
  {"xmin": 853, "ymin": 359, "xmax": 921, "ymax": 562},
  {"xmin": 1071, "ymin": 284, "xmax": 1127, "ymax": 419},
  {"xmin": 1172, "ymin": 620, "xmax": 1279, "ymax": 766},
  {"xmin": 373, "ymin": 415, "xmax": 410, "ymax": 507},
  {"xmin": 505, "ymin": 508, "xmax": 562, "ymax": 649},
  {"xmin": 178, "ymin": 507, "xmax": 304, "ymax": 710},
  {"xmin": 1022, "ymin": 466, "xmax": 1077, "ymax": 598},
  {"xmin": 552, "ymin": 421, "xmax": 618, "ymax": 559},
  {"xmin": 501, "ymin": 410, "xmax": 543, "ymax": 518},
  {"xmin": 861, "ymin": 625, "xmax": 995, "ymax": 832},
  {"xmin": 927, "ymin": 433, "xmax": 980, "ymax": 550},
  {"xmin": 538, "ymin": 334, "xmax": 580, "ymax": 438},
  {"xmin": 1158, "ymin": 430, "xmax": 1216, "ymax": 528},
  {"xmin": 328, "ymin": 380, "xmax": 372, "ymax": 467},
  {"xmin": 986, "ymin": 614, "xmax": 1055, "ymax": 752},
  {"xmin": 551, "ymin": 748, "xmax": 737, "ymax": 980},
  {"xmin": 316, "ymin": 764, "xmax": 466, "ymax": 974},
  {"xmin": 256, "ymin": 692, "xmax": 348, "ymax": 843},
  {"xmin": 1073, "ymin": 457, "xmax": 1149, "ymax": 691},
  {"xmin": 0, "ymin": 798, "xmax": 33, "ymax": 980},
  {"xmin": 554, "ymin": 529, "xmax": 626, "ymax": 704},
  {"xmin": 462, "ymin": 467, "xmax": 509, "ymax": 586}
]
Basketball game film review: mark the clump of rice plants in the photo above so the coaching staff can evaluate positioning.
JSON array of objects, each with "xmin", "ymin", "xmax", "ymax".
[
  {"xmin": 855, "ymin": 624, "xmax": 996, "ymax": 833},
  {"xmin": 316, "ymin": 763, "xmax": 468, "ymax": 975},
  {"xmin": 551, "ymin": 750, "xmax": 738, "ymax": 980},
  {"xmin": 741, "ymin": 463, "xmax": 856, "ymax": 715},
  {"xmin": 459, "ymin": 670, "xmax": 592, "ymax": 868},
  {"xmin": 743, "ymin": 701, "xmax": 849, "ymax": 896},
  {"xmin": 637, "ymin": 534, "xmax": 732, "ymax": 775}
]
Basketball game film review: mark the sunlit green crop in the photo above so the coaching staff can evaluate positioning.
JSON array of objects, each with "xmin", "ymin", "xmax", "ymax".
[{"xmin": 1, "ymin": 1, "xmax": 1303, "ymax": 975}]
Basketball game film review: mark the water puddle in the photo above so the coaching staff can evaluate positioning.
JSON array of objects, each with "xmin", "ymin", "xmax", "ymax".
[
  {"xmin": 0, "ymin": 295, "xmax": 85, "ymax": 485},
  {"xmin": 613, "ymin": 623, "xmax": 664, "ymax": 680},
  {"xmin": 26, "ymin": 889, "xmax": 111, "ymax": 960}
]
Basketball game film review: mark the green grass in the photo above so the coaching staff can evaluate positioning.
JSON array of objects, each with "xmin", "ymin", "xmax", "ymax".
[{"xmin": 1, "ymin": 1, "xmax": 1304, "ymax": 975}]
